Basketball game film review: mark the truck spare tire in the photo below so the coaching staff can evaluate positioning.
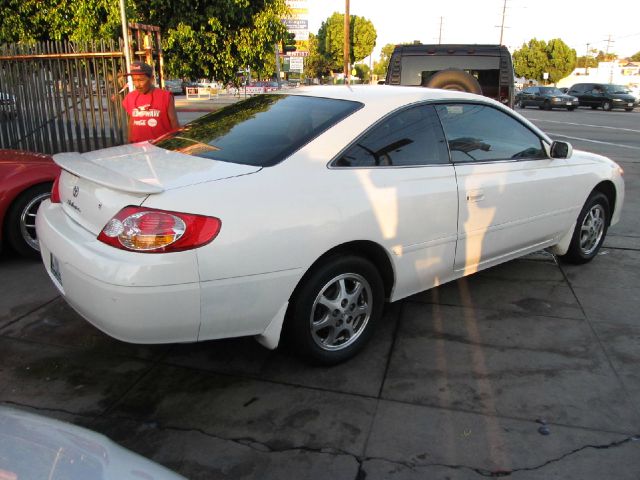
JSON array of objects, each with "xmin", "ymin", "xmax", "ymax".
[{"xmin": 424, "ymin": 69, "xmax": 483, "ymax": 95}]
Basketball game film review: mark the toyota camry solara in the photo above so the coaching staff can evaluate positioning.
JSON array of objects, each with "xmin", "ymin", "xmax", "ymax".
[{"xmin": 36, "ymin": 86, "xmax": 624, "ymax": 364}]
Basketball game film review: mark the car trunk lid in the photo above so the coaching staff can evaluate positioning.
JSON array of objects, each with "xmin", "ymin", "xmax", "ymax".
[{"xmin": 53, "ymin": 143, "xmax": 261, "ymax": 235}]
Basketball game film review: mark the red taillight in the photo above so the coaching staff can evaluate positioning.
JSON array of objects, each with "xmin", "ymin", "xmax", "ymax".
[
  {"xmin": 500, "ymin": 86, "xmax": 511, "ymax": 105},
  {"xmin": 97, "ymin": 206, "xmax": 221, "ymax": 253},
  {"xmin": 50, "ymin": 173, "xmax": 61, "ymax": 203}
]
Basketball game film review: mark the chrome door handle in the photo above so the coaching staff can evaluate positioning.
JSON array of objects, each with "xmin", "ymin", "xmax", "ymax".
[{"xmin": 466, "ymin": 190, "xmax": 485, "ymax": 202}]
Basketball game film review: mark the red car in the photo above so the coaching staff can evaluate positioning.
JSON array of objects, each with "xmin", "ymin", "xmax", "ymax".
[{"xmin": 0, "ymin": 149, "xmax": 59, "ymax": 258}]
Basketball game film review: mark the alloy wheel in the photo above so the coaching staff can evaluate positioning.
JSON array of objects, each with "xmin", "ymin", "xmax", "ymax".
[
  {"xmin": 309, "ymin": 273, "xmax": 373, "ymax": 351},
  {"xmin": 19, "ymin": 192, "xmax": 50, "ymax": 252},
  {"xmin": 579, "ymin": 204, "xmax": 605, "ymax": 256}
]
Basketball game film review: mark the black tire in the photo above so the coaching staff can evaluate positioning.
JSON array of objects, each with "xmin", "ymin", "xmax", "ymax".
[
  {"xmin": 602, "ymin": 100, "xmax": 612, "ymax": 111},
  {"xmin": 284, "ymin": 255, "xmax": 384, "ymax": 365},
  {"xmin": 558, "ymin": 192, "xmax": 610, "ymax": 264},
  {"xmin": 625, "ymin": 107, "xmax": 633, "ymax": 112},
  {"xmin": 516, "ymin": 100, "xmax": 525, "ymax": 109},
  {"xmin": 543, "ymin": 100, "xmax": 552, "ymax": 110},
  {"xmin": 567, "ymin": 107, "xmax": 576, "ymax": 111},
  {"xmin": 424, "ymin": 69, "xmax": 483, "ymax": 95},
  {"xmin": 590, "ymin": 105, "xmax": 598, "ymax": 110},
  {"xmin": 5, "ymin": 183, "xmax": 52, "ymax": 258}
]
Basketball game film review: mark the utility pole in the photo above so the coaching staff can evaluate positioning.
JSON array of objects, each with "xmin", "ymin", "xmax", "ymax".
[
  {"xmin": 438, "ymin": 17, "xmax": 443, "ymax": 44},
  {"xmin": 119, "ymin": 0, "xmax": 133, "ymax": 91},
  {"xmin": 499, "ymin": 0, "xmax": 507, "ymax": 45},
  {"xmin": 274, "ymin": 43, "xmax": 281, "ymax": 88},
  {"xmin": 584, "ymin": 43, "xmax": 590, "ymax": 74},
  {"xmin": 344, "ymin": 0, "xmax": 350, "ymax": 84},
  {"xmin": 604, "ymin": 34, "xmax": 615, "ymax": 83}
]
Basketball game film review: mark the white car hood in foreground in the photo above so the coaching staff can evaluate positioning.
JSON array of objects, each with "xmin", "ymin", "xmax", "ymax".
[
  {"xmin": 0, "ymin": 406, "xmax": 185, "ymax": 479},
  {"xmin": 54, "ymin": 142, "xmax": 261, "ymax": 192}
]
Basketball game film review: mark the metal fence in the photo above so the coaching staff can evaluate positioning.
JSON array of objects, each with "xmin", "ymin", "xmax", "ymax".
[{"xmin": 0, "ymin": 40, "xmax": 129, "ymax": 154}]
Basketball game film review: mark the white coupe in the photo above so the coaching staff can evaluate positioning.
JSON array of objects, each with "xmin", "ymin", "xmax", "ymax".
[{"xmin": 36, "ymin": 86, "xmax": 625, "ymax": 364}]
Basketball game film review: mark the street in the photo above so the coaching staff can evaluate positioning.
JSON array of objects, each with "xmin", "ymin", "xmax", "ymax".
[{"xmin": 1, "ymin": 103, "xmax": 639, "ymax": 479}]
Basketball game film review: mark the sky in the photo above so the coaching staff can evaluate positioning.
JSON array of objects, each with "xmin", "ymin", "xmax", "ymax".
[{"xmin": 306, "ymin": 0, "xmax": 640, "ymax": 64}]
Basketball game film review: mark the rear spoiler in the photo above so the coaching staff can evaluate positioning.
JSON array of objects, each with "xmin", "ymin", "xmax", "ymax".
[{"xmin": 53, "ymin": 152, "xmax": 163, "ymax": 194}]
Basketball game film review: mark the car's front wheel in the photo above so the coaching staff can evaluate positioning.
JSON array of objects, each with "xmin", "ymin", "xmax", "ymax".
[
  {"xmin": 5, "ymin": 183, "xmax": 52, "ymax": 258},
  {"xmin": 559, "ymin": 192, "xmax": 610, "ymax": 264},
  {"xmin": 285, "ymin": 255, "xmax": 384, "ymax": 365},
  {"xmin": 567, "ymin": 106, "xmax": 576, "ymax": 111}
]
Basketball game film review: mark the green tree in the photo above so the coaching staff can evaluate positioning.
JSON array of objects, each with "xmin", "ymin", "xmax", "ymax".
[
  {"xmin": 373, "ymin": 43, "xmax": 395, "ymax": 78},
  {"xmin": 304, "ymin": 33, "xmax": 332, "ymax": 80},
  {"xmin": 137, "ymin": 0, "xmax": 289, "ymax": 83},
  {"xmin": 576, "ymin": 55, "xmax": 598, "ymax": 69},
  {"xmin": 0, "ymin": 0, "xmax": 130, "ymax": 43},
  {"xmin": 631, "ymin": 51, "xmax": 640, "ymax": 62},
  {"xmin": 354, "ymin": 63, "xmax": 370, "ymax": 83},
  {"xmin": 545, "ymin": 38, "xmax": 576, "ymax": 83},
  {"xmin": 513, "ymin": 39, "xmax": 549, "ymax": 80},
  {"xmin": 316, "ymin": 12, "xmax": 377, "ymax": 72},
  {"xmin": 595, "ymin": 50, "xmax": 617, "ymax": 62},
  {"xmin": 0, "ymin": 0, "xmax": 289, "ymax": 85},
  {"xmin": 513, "ymin": 38, "xmax": 576, "ymax": 83}
]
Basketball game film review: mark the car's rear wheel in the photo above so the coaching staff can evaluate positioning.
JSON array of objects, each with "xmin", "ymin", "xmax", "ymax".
[
  {"xmin": 590, "ymin": 105, "xmax": 598, "ymax": 110},
  {"xmin": 543, "ymin": 100, "xmax": 552, "ymax": 110},
  {"xmin": 625, "ymin": 107, "xmax": 634, "ymax": 112},
  {"xmin": 602, "ymin": 100, "xmax": 612, "ymax": 111},
  {"xmin": 5, "ymin": 183, "xmax": 52, "ymax": 258},
  {"xmin": 567, "ymin": 107, "xmax": 576, "ymax": 111},
  {"xmin": 517, "ymin": 100, "xmax": 525, "ymax": 109},
  {"xmin": 285, "ymin": 255, "xmax": 384, "ymax": 365},
  {"xmin": 559, "ymin": 192, "xmax": 609, "ymax": 264}
]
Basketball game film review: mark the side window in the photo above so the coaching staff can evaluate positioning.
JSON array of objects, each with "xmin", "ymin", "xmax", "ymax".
[
  {"xmin": 435, "ymin": 104, "xmax": 547, "ymax": 163},
  {"xmin": 333, "ymin": 104, "xmax": 449, "ymax": 167}
]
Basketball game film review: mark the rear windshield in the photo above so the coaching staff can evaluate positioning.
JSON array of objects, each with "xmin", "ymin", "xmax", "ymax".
[
  {"xmin": 153, "ymin": 94, "xmax": 362, "ymax": 167},
  {"xmin": 400, "ymin": 56, "xmax": 500, "ymax": 86}
]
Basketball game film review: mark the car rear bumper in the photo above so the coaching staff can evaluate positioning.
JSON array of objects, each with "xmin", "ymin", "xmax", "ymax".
[
  {"xmin": 36, "ymin": 201, "xmax": 202, "ymax": 343},
  {"xmin": 36, "ymin": 201, "xmax": 302, "ymax": 346}
]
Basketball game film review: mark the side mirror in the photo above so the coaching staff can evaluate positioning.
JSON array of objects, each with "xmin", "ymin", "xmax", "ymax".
[{"xmin": 550, "ymin": 141, "xmax": 573, "ymax": 159}]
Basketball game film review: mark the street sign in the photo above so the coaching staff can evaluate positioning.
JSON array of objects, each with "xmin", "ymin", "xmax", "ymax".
[{"xmin": 290, "ymin": 57, "xmax": 304, "ymax": 72}]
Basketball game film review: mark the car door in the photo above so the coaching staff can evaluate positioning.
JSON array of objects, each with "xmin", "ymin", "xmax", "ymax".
[
  {"xmin": 331, "ymin": 104, "xmax": 458, "ymax": 299},
  {"xmin": 434, "ymin": 103, "xmax": 577, "ymax": 275},
  {"xmin": 531, "ymin": 87, "xmax": 544, "ymax": 107},
  {"xmin": 521, "ymin": 87, "xmax": 536, "ymax": 106}
]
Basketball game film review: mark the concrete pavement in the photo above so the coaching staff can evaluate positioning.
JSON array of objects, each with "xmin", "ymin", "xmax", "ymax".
[{"xmin": 1, "ymin": 106, "xmax": 639, "ymax": 479}]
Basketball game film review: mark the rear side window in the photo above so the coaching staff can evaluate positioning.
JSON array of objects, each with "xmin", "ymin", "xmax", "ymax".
[
  {"xmin": 333, "ymin": 104, "xmax": 449, "ymax": 167},
  {"xmin": 400, "ymin": 56, "xmax": 500, "ymax": 86},
  {"xmin": 153, "ymin": 95, "xmax": 362, "ymax": 167},
  {"xmin": 435, "ymin": 104, "xmax": 546, "ymax": 162}
]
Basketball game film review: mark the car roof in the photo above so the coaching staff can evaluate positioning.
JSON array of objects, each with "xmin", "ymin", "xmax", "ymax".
[{"xmin": 290, "ymin": 85, "xmax": 504, "ymax": 111}]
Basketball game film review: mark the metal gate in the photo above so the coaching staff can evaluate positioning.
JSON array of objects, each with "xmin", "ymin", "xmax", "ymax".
[{"xmin": 0, "ymin": 40, "xmax": 129, "ymax": 155}]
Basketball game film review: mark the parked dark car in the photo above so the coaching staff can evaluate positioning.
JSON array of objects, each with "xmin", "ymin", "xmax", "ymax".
[
  {"xmin": 567, "ymin": 83, "xmax": 636, "ymax": 111},
  {"xmin": 516, "ymin": 86, "xmax": 579, "ymax": 110},
  {"xmin": 385, "ymin": 44, "xmax": 515, "ymax": 107}
]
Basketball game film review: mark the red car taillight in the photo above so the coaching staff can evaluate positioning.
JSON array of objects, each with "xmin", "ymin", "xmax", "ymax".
[
  {"xmin": 50, "ymin": 173, "xmax": 61, "ymax": 203},
  {"xmin": 97, "ymin": 206, "xmax": 221, "ymax": 253}
]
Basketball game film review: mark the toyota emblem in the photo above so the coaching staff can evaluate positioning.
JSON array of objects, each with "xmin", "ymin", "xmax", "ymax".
[{"xmin": 73, "ymin": 186, "xmax": 79, "ymax": 197}]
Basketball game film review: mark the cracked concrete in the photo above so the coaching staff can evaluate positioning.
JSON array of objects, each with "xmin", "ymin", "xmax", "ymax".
[{"xmin": 1, "ymin": 109, "xmax": 640, "ymax": 478}]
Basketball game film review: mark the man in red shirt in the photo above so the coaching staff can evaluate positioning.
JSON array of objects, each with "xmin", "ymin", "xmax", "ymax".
[{"xmin": 122, "ymin": 61, "xmax": 179, "ymax": 143}]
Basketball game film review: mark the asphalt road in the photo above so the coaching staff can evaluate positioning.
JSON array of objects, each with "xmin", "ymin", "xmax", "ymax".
[{"xmin": 1, "ymin": 104, "xmax": 639, "ymax": 480}]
